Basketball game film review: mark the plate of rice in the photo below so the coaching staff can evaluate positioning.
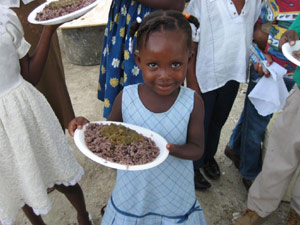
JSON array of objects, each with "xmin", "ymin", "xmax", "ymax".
[
  {"xmin": 27, "ymin": 0, "xmax": 103, "ymax": 25},
  {"xmin": 74, "ymin": 121, "xmax": 169, "ymax": 171}
]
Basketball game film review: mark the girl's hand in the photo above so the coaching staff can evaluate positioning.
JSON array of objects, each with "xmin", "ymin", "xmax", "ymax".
[
  {"xmin": 68, "ymin": 116, "xmax": 89, "ymax": 136},
  {"xmin": 253, "ymin": 53, "xmax": 273, "ymax": 78},
  {"xmin": 166, "ymin": 143, "xmax": 175, "ymax": 154}
]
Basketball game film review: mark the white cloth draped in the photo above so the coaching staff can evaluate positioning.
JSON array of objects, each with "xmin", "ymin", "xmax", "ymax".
[{"xmin": 248, "ymin": 62, "xmax": 289, "ymax": 116}]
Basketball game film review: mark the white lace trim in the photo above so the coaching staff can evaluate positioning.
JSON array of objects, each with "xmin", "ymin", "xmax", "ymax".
[
  {"xmin": 0, "ymin": 167, "xmax": 84, "ymax": 225},
  {"xmin": 89, "ymin": 213, "xmax": 95, "ymax": 225}
]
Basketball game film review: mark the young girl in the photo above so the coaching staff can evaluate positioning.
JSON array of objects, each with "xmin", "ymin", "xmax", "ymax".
[
  {"xmin": 97, "ymin": 0, "xmax": 185, "ymax": 118},
  {"xmin": 69, "ymin": 10, "xmax": 206, "ymax": 224},
  {"xmin": 0, "ymin": 6, "xmax": 92, "ymax": 225}
]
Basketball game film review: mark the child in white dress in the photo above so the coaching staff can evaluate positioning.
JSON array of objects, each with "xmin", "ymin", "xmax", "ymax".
[
  {"xmin": 0, "ymin": 6, "xmax": 92, "ymax": 225},
  {"xmin": 69, "ymin": 10, "xmax": 206, "ymax": 225}
]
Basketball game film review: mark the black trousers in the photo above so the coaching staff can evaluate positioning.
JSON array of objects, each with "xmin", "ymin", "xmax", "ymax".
[{"xmin": 193, "ymin": 80, "xmax": 240, "ymax": 169}]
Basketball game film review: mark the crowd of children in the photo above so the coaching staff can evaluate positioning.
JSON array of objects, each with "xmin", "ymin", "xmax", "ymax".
[{"xmin": 1, "ymin": 0, "xmax": 300, "ymax": 224}]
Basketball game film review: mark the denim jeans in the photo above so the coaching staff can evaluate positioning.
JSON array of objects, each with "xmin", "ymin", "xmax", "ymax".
[
  {"xmin": 228, "ymin": 65, "xmax": 295, "ymax": 180},
  {"xmin": 194, "ymin": 80, "xmax": 240, "ymax": 169}
]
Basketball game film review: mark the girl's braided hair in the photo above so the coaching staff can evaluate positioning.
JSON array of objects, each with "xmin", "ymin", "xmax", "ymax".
[{"xmin": 129, "ymin": 10, "xmax": 200, "ymax": 51}]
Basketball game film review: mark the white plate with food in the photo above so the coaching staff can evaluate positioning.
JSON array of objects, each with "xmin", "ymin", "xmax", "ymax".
[
  {"xmin": 282, "ymin": 40, "xmax": 300, "ymax": 66},
  {"xmin": 27, "ymin": 0, "xmax": 103, "ymax": 25},
  {"xmin": 74, "ymin": 121, "xmax": 169, "ymax": 171}
]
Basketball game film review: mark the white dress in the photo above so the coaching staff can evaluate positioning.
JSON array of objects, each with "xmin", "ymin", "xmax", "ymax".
[{"xmin": 0, "ymin": 7, "xmax": 84, "ymax": 225}]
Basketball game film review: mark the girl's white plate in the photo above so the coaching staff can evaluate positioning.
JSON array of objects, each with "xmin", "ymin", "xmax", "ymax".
[
  {"xmin": 74, "ymin": 121, "xmax": 169, "ymax": 171},
  {"xmin": 282, "ymin": 40, "xmax": 300, "ymax": 66},
  {"xmin": 27, "ymin": 0, "xmax": 103, "ymax": 25}
]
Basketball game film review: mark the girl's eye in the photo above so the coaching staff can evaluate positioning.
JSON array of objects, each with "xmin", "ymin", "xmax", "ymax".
[
  {"xmin": 148, "ymin": 63, "xmax": 157, "ymax": 68},
  {"xmin": 172, "ymin": 62, "xmax": 181, "ymax": 68}
]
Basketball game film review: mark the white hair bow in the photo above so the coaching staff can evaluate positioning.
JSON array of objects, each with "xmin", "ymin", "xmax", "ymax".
[{"xmin": 129, "ymin": 17, "xmax": 142, "ymax": 53}]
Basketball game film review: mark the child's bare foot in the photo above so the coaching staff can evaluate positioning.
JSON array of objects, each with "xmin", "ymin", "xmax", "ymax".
[{"xmin": 77, "ymin": 211, "xmax": 93, "ymax": 225}]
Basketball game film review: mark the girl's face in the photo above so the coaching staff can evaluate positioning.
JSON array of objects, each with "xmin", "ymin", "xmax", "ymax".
[{"xmin": 135, "ymin": 30, "xmax": 192, "ymax": 96}]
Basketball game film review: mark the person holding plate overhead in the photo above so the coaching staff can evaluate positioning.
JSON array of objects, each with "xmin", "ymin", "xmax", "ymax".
[
  {"xmin": 7, "ymin": 0, "xmax": 75, "ymax": 132},
  {"xmin": 0, "ymin": 5, "xmax": 92, "ymax": 225}
]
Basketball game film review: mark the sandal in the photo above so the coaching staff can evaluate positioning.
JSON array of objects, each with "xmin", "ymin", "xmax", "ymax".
[{"xmin": 101, "ymin": 205, "xmax": 106, "ymax": 217}]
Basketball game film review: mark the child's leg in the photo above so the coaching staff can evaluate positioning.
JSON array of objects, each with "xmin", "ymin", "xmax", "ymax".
[
  {"xmin": 55, "ymin": 183, "xmax": 91, "ymax": 225},
  {"xmin": 22, "ymin": 204, "xmax": 46, "ymax": 225}
]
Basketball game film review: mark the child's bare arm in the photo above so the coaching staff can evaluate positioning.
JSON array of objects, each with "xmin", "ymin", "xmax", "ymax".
[
  {"xmin": 167, "ymin": 92, "xmax": 204, "ymax": 160},
  {"xmin": 253, "ymin": 22, "xmax": 268, "ymax": 51},
  {"xmin": 107, "ymin": 91, "xmax": 123, "ymax": 122},
  {"xmin": 19, "ymin": 25, "xmax": 59, "ymax": 85},
  {"xmin": 186, "ymin": 42, "xmax": 201, "ymax": 96},
  {"xmin": 135, "ymin": 0, "xmax": 185, "ymax": 12}
]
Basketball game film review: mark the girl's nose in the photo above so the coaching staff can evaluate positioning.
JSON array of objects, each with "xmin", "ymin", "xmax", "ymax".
[{"xmin": 159, "ymin": 68, "xmax": 171, "ymax": 80}]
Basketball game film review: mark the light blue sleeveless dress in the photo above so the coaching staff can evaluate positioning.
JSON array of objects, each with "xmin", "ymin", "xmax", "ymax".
[{"xmin": 101, "ymin": 84, "xmax": 206, "ymax": 225}]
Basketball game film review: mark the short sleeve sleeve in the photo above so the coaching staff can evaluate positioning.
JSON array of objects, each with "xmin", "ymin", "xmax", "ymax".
[{"xmin": 5, "ymin": 8, "xmax": 31, "ymax": 59}]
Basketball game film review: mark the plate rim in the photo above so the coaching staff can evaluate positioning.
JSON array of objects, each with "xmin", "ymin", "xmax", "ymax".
[
  {"xmin": 27, "ymin": 0, "xmax": 103, "ymax": 25},
  {"xmin": 74, "ymin": 121, "xmax": 169, "ymax": 171},
  {"xmin": 282, "ymin": 40, "xmax": 300, "ymax": 67}
]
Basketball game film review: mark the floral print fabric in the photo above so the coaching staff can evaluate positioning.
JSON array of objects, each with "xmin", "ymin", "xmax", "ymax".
[{"xmin": 97, "ymin": 0, "xmax": 153, "ymax": 118}]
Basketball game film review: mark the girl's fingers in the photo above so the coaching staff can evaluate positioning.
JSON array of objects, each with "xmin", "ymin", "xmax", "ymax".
[
  {"xmin": 289, "ymin": 40, "xmax": 296, "ymax": 46},
  {"xmin": 166, "ymin": 143, "xmax": 172, "ymax": 152},
  {"xmin": 68, "ymin": 117, "xmax": 89, "ymax": 136},
  {"xmin": 257, "ymin": 64, "xmax": 264, "ymax": 75},
  {"xmin": 68, "ymin": 123, "xmax": 76, "ymax": 136}
]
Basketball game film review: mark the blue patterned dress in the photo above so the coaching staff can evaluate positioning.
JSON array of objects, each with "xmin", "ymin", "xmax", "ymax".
[
  {"xmin": 97, "ymin": 0, "xmax": 154, "ymax": 118},
  {"xmin": 101, "ymin": 84, "xmax": 207, "ymax": 225}
]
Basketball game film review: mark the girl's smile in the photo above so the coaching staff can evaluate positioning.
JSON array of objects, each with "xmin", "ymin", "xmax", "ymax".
[{"xmin": 135, "ymin": 30, "xmax": 192, "ymax": 96}]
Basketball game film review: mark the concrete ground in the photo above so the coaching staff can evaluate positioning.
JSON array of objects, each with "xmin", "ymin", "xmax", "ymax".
[{"xmin": 13, "ymin": 30, "xmax": 291, "ymax": 225}]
